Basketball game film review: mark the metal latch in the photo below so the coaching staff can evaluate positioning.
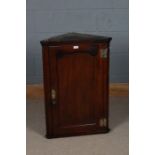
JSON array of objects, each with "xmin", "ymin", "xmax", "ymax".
[{"xmin": 51, "ymin": 89, "xmax": 56, "ymax": 104}]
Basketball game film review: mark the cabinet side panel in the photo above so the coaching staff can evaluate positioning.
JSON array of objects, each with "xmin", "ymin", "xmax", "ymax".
[{"xmin": 42, "ymin": 46, "xmax": 53, "ymax": 138}]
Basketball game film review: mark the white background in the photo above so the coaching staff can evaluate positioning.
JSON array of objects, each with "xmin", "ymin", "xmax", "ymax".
[
  {"xmin": 0, "ymin": 0, "xmax": 155, "ymax": 155},
  {"xmin": 0, "ymin": 0, "xmax": 26, "ymax": 155},
  {"xmin": 130, "ymin": 0, "xmax": 155, "ymax": 154}
]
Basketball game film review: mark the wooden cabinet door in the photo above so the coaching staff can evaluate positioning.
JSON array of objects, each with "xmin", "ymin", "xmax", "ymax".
[{"xmin": 47, "ymin": 43, "xmax": 109, "ymax": 138}]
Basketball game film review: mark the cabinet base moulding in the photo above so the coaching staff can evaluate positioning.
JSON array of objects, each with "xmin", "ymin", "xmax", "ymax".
[{"xmin": 45, "ymin": 128, "xmax": 110, "ymax": 139}]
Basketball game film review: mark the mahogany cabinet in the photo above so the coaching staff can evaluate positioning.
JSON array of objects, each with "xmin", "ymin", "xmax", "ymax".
[{"xmin": 40, "ymin": 33, "xmax": 112, "ymax": 138}]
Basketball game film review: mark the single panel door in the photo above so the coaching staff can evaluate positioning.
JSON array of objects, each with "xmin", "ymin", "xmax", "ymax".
[{"xmin": 48, "ymin": 43, "xmax": 109, "ymax": 137}]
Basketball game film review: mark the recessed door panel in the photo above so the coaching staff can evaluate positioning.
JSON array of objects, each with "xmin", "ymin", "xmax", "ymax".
[{"xmin": 57, "ymin": 54, "xmax": 96, "ymax": 126}]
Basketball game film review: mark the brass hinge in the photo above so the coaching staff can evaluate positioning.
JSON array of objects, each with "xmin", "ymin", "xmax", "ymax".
[
  {"xmin": 100, "ymin": 48, "xmax": 108, "ymax": 59},
  {"xmin": 99, "ymin": 118, "xmax": 107, "ymax": 127}
]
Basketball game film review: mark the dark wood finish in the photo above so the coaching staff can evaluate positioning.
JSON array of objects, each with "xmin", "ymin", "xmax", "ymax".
[{"xmin": 41, "ymin": 33, "xmax": 112, "ymax": 138}]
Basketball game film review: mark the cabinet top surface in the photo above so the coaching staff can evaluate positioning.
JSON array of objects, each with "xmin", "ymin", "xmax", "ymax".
[{"xmin": 40, "ymin": 32, "xmax": 112, "ymax": 46}]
